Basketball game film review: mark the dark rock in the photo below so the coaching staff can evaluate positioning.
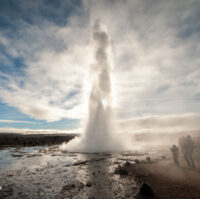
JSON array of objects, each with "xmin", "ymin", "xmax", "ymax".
[
  {"xmin": 114, "ymin": 165, "xmax": 128, "ymax": 175},
  {"xmin": 11, "ymin": 154, "xmax": 23, "ymax": 157},
  {"xmin": 62, "ymin": 184, "xmax": 75, "ymax": 191},
  {"xmin": 146, "ymin": 157, "xmax": 151, "ymax": 162},
  {"xmin": 86, "ymin": 181, "xmax": 92, "ymax": 187},
  {"xmin": 135, "ymin": 159, "xmax": 140, "ymax": 164},
  {"xmin": 0, "ymin": 184, "xmax": 14, "ymax": 198},
  {"xmin": 139, "ymin": 183, "xmax": 154, "ymax": 197},
  {"xmin": 125, "ymin": 161, "xmax": 131, "ymax": 167},
  {"xmin": 161, "ymin": 155, "xmax": 166, "ymax": 159}
]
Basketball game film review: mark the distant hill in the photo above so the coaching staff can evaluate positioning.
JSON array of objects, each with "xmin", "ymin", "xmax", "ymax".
[{"xmin": 0, "ymin": 133, "xmax": 77, "ymax": 148}]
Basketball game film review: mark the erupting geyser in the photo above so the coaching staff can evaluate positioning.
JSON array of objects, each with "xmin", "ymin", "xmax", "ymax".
[{"xmin": 61, "ymin": 19, "xmax": 123, "ymax": 152}]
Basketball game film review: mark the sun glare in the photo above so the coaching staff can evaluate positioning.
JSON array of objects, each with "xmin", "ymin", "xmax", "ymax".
[{"xmin": 102, "ymin": 99, "xmax": 107, "ymax": 108}]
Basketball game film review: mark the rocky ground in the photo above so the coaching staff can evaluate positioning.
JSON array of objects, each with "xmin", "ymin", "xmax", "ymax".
[
  {"xmin": 0, "ymin": 145, "xmax": 200, "ymax": 199},
  {"xmin": 0, "ymin": 145, "xmax": 148, "ymax": 199}
]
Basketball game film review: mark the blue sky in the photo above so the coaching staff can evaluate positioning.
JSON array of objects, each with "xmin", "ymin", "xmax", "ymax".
[
  {"xmin": 0, "ymin": 0, "xmax": 200, "ymax": 132},
  {"xmin": 0, "ymin": 100, "xmax": 79, "ymax": 129}
]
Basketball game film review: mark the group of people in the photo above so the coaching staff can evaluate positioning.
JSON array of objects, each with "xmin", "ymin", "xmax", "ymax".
[{"xmin": 171, "ymin": 135, "xmax": 196, "ymax": 168}]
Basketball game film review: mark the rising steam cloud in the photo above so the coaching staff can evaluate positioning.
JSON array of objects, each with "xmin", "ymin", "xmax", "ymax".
[{"xmin": 61, "ymin": 19, "xmax": 126, "ymax": 152}]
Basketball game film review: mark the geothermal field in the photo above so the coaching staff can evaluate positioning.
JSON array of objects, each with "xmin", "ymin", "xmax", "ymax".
[
  {"xmin": 1, "ymin": 134, "xmax": 200, "ymax": 199},
  {"xmin": 1, "ymin": 19, "xmax": 200, "ymax": 199},
  {"xmin": 1, "ymin": 0, "xmax": 200, "ymax": 199}
]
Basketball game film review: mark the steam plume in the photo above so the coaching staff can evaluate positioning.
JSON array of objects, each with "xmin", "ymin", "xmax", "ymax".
[{"xmin": 61, "ymin": 19, "xmax": 124, "ymax": 152}]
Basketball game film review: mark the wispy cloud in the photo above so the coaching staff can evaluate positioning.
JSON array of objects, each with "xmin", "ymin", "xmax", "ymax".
[
  {"xmin": 0, "ymin": 120, "xmax": 36, "ymax": 124},
  {"xmin": 0, "ymin": 127, "xmax": 82, "ymax": 134}
]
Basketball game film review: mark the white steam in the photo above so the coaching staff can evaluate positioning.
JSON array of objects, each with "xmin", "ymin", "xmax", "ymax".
[{"xmin": 60, "ymin": 19, "xmax": 126, "ymax": 152}]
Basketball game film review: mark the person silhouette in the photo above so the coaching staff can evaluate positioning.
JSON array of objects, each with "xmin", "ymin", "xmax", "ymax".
[
  {"xmin": 170, "ymin": 145, "xmax": 179, "ymax": 166},
  {"xmin": 184, "ymin": 135, "xmax": 195, "ymax": 168}
]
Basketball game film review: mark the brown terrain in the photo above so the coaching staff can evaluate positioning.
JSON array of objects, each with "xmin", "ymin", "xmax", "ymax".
[
  {"xmin": 131, "ymin": 159, "xmax": 200, "ymax": 199},
  {"xmin": 0, "ymin": 133, "xmax": 76, "ymax": 147}
]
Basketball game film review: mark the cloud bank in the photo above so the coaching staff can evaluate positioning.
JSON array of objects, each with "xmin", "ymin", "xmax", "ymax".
[
  {"xmin": 118, "ymin": 113, "xmax": 200, "ymax": 134},
  {"xmin": 0, "ymin": 127, "xmax": 81, "ymax": 134},
  {"xmin": 1, "ymin": 113, "xmax": 199, "ymax": 138}
]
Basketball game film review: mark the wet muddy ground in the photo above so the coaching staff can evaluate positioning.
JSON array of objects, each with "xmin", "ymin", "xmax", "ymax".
[
  {"xmin": 0, "ymin": 145, "xmax": 168, "ymax": 199},
  {"xmin": 131, "ymin": 158, "xmax": 200, "ymax": 199}
]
